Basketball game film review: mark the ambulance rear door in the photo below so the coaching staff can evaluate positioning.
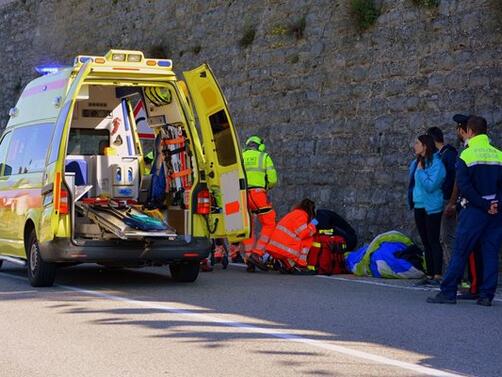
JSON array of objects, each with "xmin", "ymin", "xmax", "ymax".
[
  {"xmin": 183, "ymin": 64, "xmax": 250, "ymax": 242},
  {"xmin": 40, "ymin": 62, "xmax": 93, "ymax": 242}
]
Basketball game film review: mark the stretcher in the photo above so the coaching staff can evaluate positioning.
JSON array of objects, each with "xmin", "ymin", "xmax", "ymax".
[{"xmin": 75, "ymin": 199, "xmax": 177, "ymax": 240}]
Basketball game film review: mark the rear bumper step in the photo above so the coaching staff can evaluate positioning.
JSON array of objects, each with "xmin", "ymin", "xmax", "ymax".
[{"xmin": 38, "ymin": 237, "xmax": 211, "ymax": 264}]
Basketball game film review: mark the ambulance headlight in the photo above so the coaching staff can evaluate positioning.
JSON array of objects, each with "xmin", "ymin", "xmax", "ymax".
[
  {"xmin": 127, "ymin": 54, "xmax": 142, "ymax": 62},
  {"xmin": 111, "ymin": 53, "xmax": 126, "ymax": 62}
]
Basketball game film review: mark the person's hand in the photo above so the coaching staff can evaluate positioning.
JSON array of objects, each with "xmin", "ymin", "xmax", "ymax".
[
  {"xmin": 488, "ymin": 200, "xmax": 498, "ymax": 215},
  {"xmin": 444, "ymin": 204, "xmax": 456, "ymax": 218}
]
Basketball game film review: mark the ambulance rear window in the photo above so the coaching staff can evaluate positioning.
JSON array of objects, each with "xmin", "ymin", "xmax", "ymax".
[
  {"xmin": 68, "ymin": 129, "xmax": 110, "ymax": 155},
  {"xmin": 209, "ymin": 110, "xmax": 237, "ymax": 167}
]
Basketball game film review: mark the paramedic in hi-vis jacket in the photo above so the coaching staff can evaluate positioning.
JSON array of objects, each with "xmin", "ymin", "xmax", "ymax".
[
  {"xmin": 242, "ymin": 136, "xmax": 278, "ymax": 272},
  {"xmin": 427, "ymin": 116, "xmax": 502, "ymax": 307}
]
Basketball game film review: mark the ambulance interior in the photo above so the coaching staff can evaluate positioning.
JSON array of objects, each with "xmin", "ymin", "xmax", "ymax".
[{"xmin": 65, "ymin": 84, "xmax": 195, "ymax": 241}]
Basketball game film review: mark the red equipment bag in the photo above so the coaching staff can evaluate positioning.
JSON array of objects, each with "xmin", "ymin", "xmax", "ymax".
[{"xmin": 307, "ymin": 232, "xmax": 349, "ymax": 275}]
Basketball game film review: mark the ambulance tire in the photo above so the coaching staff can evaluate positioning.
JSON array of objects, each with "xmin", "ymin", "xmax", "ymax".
[
  {"xmin": 169, "ymin": 261, "xmax": 200, "ymax": 283},
  {"xmin": 26, "ymin": 230, "xmax": 56, "ymax": 287}
]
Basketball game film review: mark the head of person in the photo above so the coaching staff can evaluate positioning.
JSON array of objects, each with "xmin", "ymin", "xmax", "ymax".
[
  {"xmin": 426, "ymin": 127, "xmax": 444, "ymax": 149},
  {"xmin": 245, "ymin": 135, "xmax": 266, "ymax": 152},
  {"xmin": 414, "ymin": 134, "xmax": 436, "ymax": 166},
  {"xmin": 466, "ymin": 115, "xmax": 488, "ymax": 139},
  {"xmin": 453, "ymin": 114, "xmax": 470, "ymax": 143},
  {"xmin": 293, "ymin": 198, "xmax": 316, "ymax": 221}
]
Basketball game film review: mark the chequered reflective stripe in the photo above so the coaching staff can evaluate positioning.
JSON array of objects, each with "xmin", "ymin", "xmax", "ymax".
[
  {"xmin": 466, "ymin": 160, "xmax": 502, "ymax": 167},
  {"xmin": 276, "ymin": 225, "xmax": 300, "ymax": 241},
  {"xmin": 268, "ymin": 240, "xmax": 300, "ymax": 259},
  {"xmin": 301, "ymin": 247, "xmax": 310, "ymax": 256}
]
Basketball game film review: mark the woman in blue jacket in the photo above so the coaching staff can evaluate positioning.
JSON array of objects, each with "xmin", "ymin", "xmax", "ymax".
[{"xmin": 408, "ymin": 134, "xmax": 446, "ymax": 285}]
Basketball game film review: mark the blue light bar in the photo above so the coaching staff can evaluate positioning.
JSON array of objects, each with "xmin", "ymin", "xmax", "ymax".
[
  {"xmin": 34, "ymin": 64, "xmax": 66, "ymax": 75},
  {"xmin": 157, "ymin": 60, "xmax": 172, "ymax": 67},
  {"xmin": 80, "ymin": 56, "xmax": 93, "ymax": 63}
]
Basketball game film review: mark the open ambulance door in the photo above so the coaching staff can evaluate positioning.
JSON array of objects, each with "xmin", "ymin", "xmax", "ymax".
[
  {"xmin": 39, "ymin": 63, "xmax": 92, "ymax": 243},
  {"xmin": 183, "ymin": 64, "xmax": 250, "ymax": 243}
]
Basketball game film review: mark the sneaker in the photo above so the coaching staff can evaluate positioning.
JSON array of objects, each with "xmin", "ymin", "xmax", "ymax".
[
  {"xmin": 428, "ymin": 278, "xmax": 441, "ymax": 287},
  {"xmin": 414, "ymin": 277, "xmax": 433, "ymax": 286},
  {"xmin": 247, "ymin": 253, "xmax": 268, "ymax": 271},
  {"xmin": 476, "ymin": 297, "xmax": 492, "ymax": 307},
  {"xmin": 457, "ymin": 291, "xmax": 479, "ymax": 300},
  {"xmin": 426, "ymin": 292, "xmax": 457, "ymax": 304}
]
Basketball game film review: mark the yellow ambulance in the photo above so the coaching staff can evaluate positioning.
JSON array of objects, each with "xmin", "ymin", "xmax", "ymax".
[{"xmin": 0, "ymin": 49, "xmax": 250, "ymax": 286}]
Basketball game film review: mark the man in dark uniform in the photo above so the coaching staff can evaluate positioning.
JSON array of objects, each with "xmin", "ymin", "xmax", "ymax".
[
  {"xmin": 453, "ymin": 114, "xmax": 484, "ymax": 300},
  {"xmin": 427, "ymin": 116, "xmax": 502, "ymax": 306}
]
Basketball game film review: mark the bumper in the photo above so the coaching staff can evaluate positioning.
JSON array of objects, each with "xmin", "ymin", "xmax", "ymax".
[{"xmin": 38, "ymin": 236, "xmax": 212, "ymax": 264}]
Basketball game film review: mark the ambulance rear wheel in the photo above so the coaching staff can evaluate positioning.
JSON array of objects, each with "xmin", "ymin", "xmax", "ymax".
[
  {"xmin": 169, "ymin": 261, "xmax": 200, "ymax": 282},
  {"xmin": 26, "ymin": 230, "xmax": 56, "ymax": 287}
]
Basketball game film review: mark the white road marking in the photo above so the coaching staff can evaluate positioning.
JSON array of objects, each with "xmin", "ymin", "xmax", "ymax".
[
  {"xmin": 0, "ymin": 271, "xmax": 465, "ymax": 377},
  {"xmin": 0, "ymin": 290, "xmax": 36, "ymax": 295}
]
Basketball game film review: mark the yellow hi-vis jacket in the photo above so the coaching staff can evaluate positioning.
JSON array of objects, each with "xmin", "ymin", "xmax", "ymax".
[{"xmin": 243, "ymin": 148, "xmax": 278, "ymax": 189}]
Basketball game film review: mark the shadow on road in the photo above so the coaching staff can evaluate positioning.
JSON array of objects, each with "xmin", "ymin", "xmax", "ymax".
[{"xmin": 1, "ymin": 263, "xmax": 501, "ymax": 377}]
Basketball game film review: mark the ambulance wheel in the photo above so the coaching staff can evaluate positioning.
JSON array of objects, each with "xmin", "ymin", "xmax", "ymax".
[
  {"xmin": 222, "ymin": 255, "xmax": 229, "ymax": 269},
  {"xmin": 26, "ymin": 230, "xmax": 56, "ymax": 287},
  {"xmin": 0, "ymin": 260, "xmax": 3, "ymax": 269},
  {"xmin": 169, "ymin": 261, "xmax": 200, "ymax": 283}
]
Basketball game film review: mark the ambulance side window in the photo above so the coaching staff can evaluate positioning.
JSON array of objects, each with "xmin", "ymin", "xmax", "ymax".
[
  {"xmin": 5, "ymin": 124, "xmax": 55, "ymax": 176},
  {"xmin": 0, "ymin": 132, "xmax": 13, "ymax": 177},
  {"xmin": 209, "ymin": 110, "xmax": 237, "ymax": 167}
]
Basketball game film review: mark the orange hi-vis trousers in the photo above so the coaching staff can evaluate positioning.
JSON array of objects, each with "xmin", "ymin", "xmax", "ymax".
[{"xmin": 242, "ymin": 188, "xmax": 276, "ymax": 259}]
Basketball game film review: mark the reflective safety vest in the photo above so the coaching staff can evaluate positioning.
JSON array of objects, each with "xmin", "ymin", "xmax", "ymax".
[
  {"xmin": 266, "ymin": 209, "xmax": 316, "ymax": 265},
  {"xmin": 243, "ymin": 149, "xmax": 277, "ymax": 189},
  {"xmin": 458, "ymin": 134, "xmax": 502, "ymax": 211}
]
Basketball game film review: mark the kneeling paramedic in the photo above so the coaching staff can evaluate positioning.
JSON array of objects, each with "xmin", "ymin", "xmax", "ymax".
[
  {"xmin": 265, "ymin": 198, "xmax": 318, "ymax": 274},
  {"xmin": 241, "ymin": 136, "xmax": 278, "ymax": 272},
  {"xmin": 427, "ymin": 116, "xmax": 502, "ymax": 307}
]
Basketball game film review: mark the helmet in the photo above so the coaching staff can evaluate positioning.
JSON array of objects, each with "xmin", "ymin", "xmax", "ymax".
[
  {"xmin": 245, "ymin": 135, "xmax": 266, "ymax": 152},
  {"xmin": 144, "ymin": 87, "xmax": 172, "ymax": 107}
]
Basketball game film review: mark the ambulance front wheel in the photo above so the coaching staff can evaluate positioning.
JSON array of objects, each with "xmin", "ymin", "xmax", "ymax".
[
  {"xmin": 169, "ymin": 261, "xmax": 200, "ymax": 283},
  {"xmin": 26, "ymin": 230, "xmax": 56, "ymax": 287}
]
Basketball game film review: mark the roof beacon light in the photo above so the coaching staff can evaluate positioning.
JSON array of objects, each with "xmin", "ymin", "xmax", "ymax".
[
  {"xmin": 35, "ymin": 64, "xmax": 66, "ymax": 76},
  {"xmin": 127, "ymin": 54, "xmax": 142, "ymax": 62},
  {"xmin": 111, "ymin": 53, "xmax": 126, "ymax": 62},
  {"xmin": 157, "ymin": 60, "xmax": 172, "ymax": 67}
]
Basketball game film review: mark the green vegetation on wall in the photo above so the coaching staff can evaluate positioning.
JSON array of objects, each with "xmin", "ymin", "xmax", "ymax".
[{"xmin": 350, "ymin": 0, "xmax": 381, "ymax": 31}]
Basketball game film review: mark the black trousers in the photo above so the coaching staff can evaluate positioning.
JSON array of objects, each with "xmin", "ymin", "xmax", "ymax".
[{"xmin": 414, "ymin": 208, "xmax": 443, "ymax": 276}]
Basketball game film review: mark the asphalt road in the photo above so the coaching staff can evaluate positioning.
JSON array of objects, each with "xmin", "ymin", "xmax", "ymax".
[{"xmin": 1, "ymin": 262, "xmax": 501, "ymax": 377}]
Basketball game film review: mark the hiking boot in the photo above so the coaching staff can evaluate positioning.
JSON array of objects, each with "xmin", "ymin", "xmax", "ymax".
[
  {"xmin": 426, "ymin": 292, "xmax": 457, "ymax": 304},
  {"xmin": 476, "ymin": 297, "xmax": 492, "ymax": 307},
  {"xmin": 457, "ymin": 291, "xmax": 479, "ymax": 300},
  {"xmin": 291, "ymin": 267, "xmax": 317, "ymax": 276},
  {"xmin": 247, "ymin": 253, "xmax": 268, "ymax": 271}
]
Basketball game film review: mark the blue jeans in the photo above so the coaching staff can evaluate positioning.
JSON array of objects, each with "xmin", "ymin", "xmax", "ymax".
[{"xmin": 440, "ymin": 207, "xmax": 502, "ymax": 300}]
